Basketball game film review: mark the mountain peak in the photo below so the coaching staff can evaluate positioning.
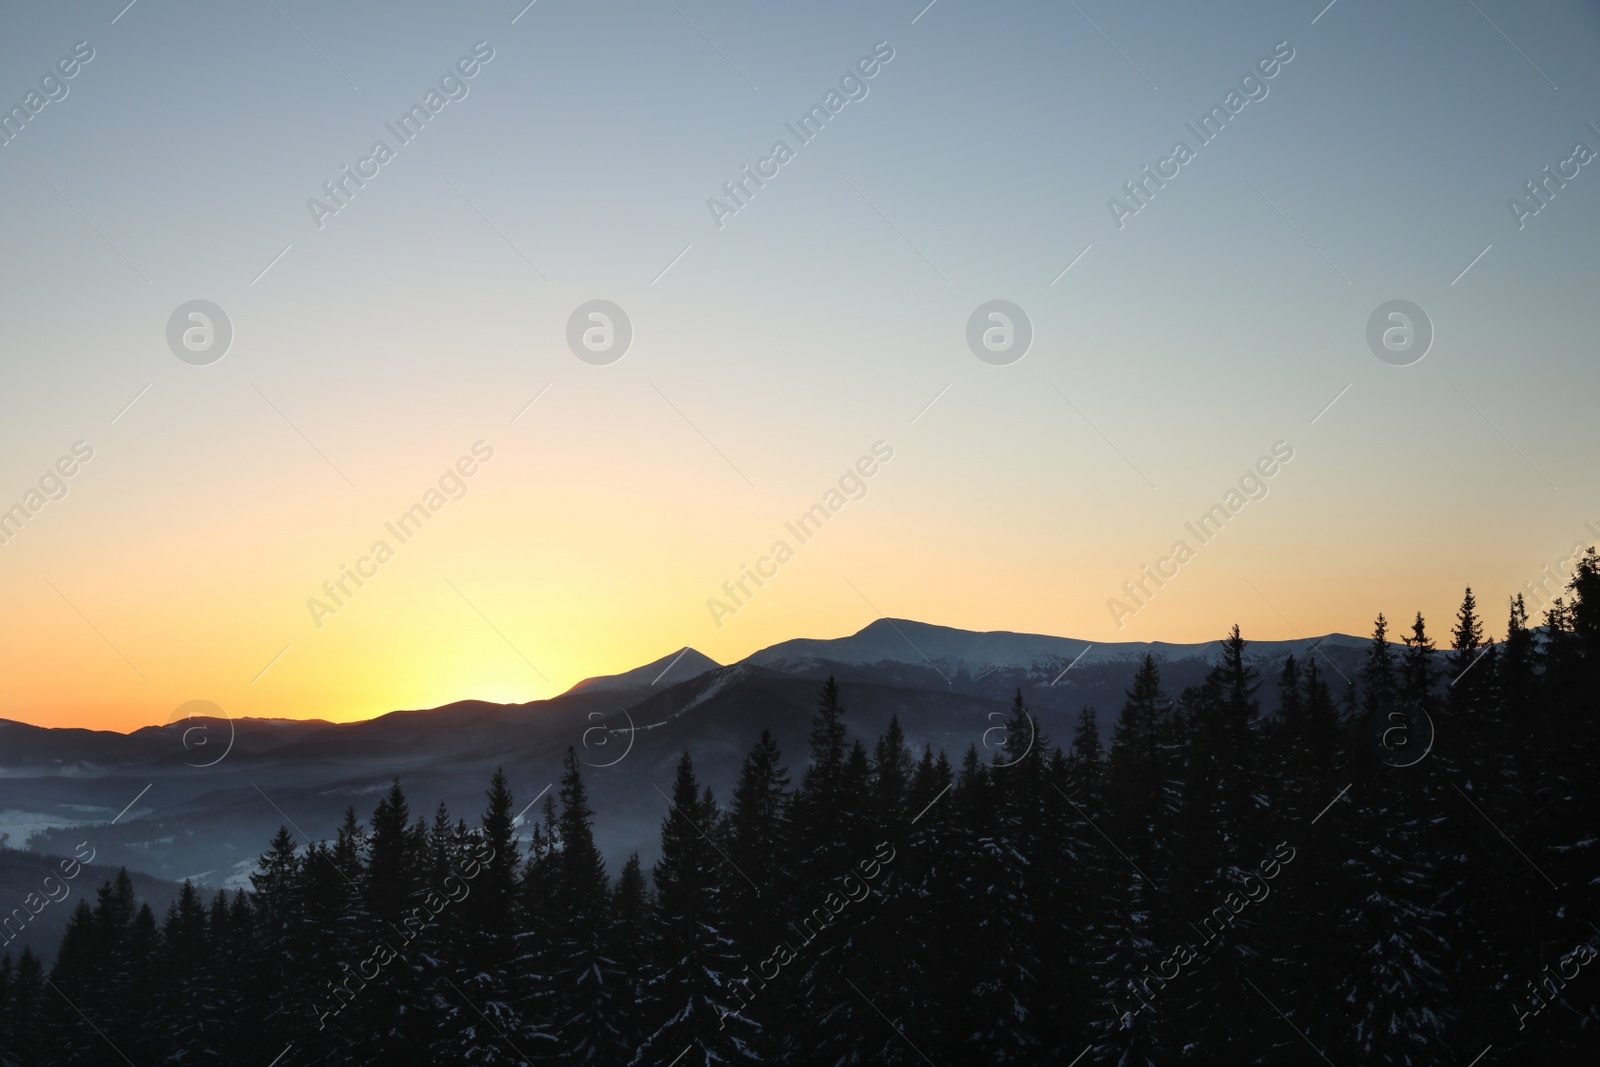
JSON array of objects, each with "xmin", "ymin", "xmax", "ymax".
[
  {"xmin": 564, "ymin": 647, "xmax": 721, "ymax": 696},
  {"xmin": 743, "ymin": 619, "xmax": 1371, "ymax": 677}
]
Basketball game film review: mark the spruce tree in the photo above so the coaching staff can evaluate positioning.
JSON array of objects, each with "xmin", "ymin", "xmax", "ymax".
[
  {"xmin": 797, "ymin": 718, "xmax": 927, "ymax": 1066},
  {"xmin": 992, "ymin": 691, "xmax": 1073, "ymax": 1058},
  {"xmin": 1167, "ymin": 637, "xmax": 1268, "ymax": 1063},
  {"xmin": 790, "ymin": 677, "xmax": 851, "ymax": 885},
  {"xmin": 610, "ymin": 853, "xmax": 653, "ymax": 1057},
  {"xmin": 1094, "ymin": 656, "xmax": 1176, "ymax": 1065},
  {"xmin": 937, "ymin": 739, "xmax": 1041, "ymax": 1062},
  {"xmin": 162, "ymin": 880, "xmax": 216, "ymax": 1059},
  {"xmin": 9, "ymin": 949, "xmax": 43, "ymax": 1066},
  {"xmin": 880, "ymin": 746, "xmax": 955, "ymax": 1061},
  {"xmin": 633, "ymin": 752, "xmax": 759, "ymax": 1065},
  {"xmin": 218, "ymin": 888, "xmax": 259, "ymax": 1064},
  {"xmin": 726, "ymin": 728, "xmax": 791, "ymax": 950},
  {"xmin": 367, "ymin": 781, "xmax": 439, "ymax": 1061},
  {"xmin": 553, "ymin": 747, "xmax": 627, "ymax": 1063},
  {"xmin": 457, "ymin": 768, "xmax": 544, "ymax": 1064},
  {"xmin": 1334, "ymin": 613, "xmax": 1451, "ymax": 1064},
  {"xmin": 1262, "ymin": 652, "xmax": 1347, "ymax": 1056}
]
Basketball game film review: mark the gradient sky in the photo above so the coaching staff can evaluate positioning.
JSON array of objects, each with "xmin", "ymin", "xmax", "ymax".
[{"xmin": 3, "ymin": 0, "xmax": 1599, "ymax": 731}]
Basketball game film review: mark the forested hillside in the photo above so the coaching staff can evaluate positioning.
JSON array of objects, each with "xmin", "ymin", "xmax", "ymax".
[{"xmin": 4, "ymin": 560, "xmax": 1598, "ymax": 1065}]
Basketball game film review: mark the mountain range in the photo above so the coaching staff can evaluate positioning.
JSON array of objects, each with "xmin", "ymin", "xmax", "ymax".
[{"xmin": 0, "ymin": 619, "xmax": 1369, "ymax": 922}]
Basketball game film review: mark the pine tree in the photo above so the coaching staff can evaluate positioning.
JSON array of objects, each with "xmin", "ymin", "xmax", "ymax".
[
  {"xmin": 875, "ymin": 745, "xmax": 955, "ymax": 1062},
  {"xmin": 870, "ymin": 716, "xmax": 914, "ymax": 835},
  {"xmin": 1447, "ymin": 587, "xmax": 1492, "ymax": 721},
  {"xmin": 1518, "ymin": 551, "xmax": 1600, "ymax": 1056},
  {"xmin": 1500, "ymin": 593, "xmax": 1536, "ymax": 714},
  {"xmin": 84, "ymin": 871, "xmax": 143, "ymax": 1056},
  {"xmin": 298, "ymin": 838, "xmax": 362, "ymax": 1049},
  {"xmin": 851, "ymin": 719, "xmax": 934, "ymax": 1064},
  {"xmin": 366, "ymin": 779, "xmax": 420, "ymax": 923},
  {"xmin": 633, "ymin": 752, "xmax": 759, "ymax": 1065},
  {"xmin": 790, "ymin": 677, "xmax": 851, "ymax": 886},
  {"xmin": 1435, "ymin": 589, "xmax": 1530, "ymax": 1054},
  {"xmin": 553, "ymin": 747, "xmax": 627, "ymax": 1063},
  {"xmin": 31, "ymin": 900, "xmax": 86, "ymax": 1064},
  {"xmin": 1362, "ymin": 612, "xmax": 1397, "ymax": 713},
  {"xmin": 989, "ymin": 691, "xmax": 1059, "ymax": 1058},
  {"xmin": 217, "ymin": 888, "xmax": 259, "ymax": 1064},
  {"xmin": 457, "ymin": 767, "xmax": 544, "ymax": 1064},
  {"xmin": 1262, "ymin": 652, "xmax": 1347, "ymax": 1056},
  {"xmin": 838, "ymin": 740, "xmax": 874, "ymax": 859},
  {"xmin": 8, "ymin": 949, "xmax": 43, "ymax": 1066},
  {"xmin": 363, "ymin": 778, "xmax": 441, "ymax": 1065},
  {"xmin": 1093, "ymin": 655, "xmax": 1176, "ymax": 1065},
  {"xmin": 1333, "ymin": 613, "xmax": 1451, "ymax": 1064},
  {"xmin": 725, "ymin": 726, "xmax": 792, "ymax": 1030},
  {"xmin": 1400, "ymin": 611, "xmax": 1438, "ymax": 710},
  {"xmin": 246, "ymin": 825, "xmax": 302, "ymax": 1049},
  {"xmin": 162, "ymin": 880, "xmax": 217, "ymax": 1059},
  {"xmin": 769, "ymin": 680, "xmax": 875, "ymax": 1064},
  {"xmin": 796, "ymin": 717, "xmax": 927, "ymax": 1066},
  {"xmin": 610, "ymin": 853, "xmax": 653, "ymax": 1057},
  {"xmin": 931, "ymin": 741, "xmax": 1040, "ymax": 1062},
  {"xmin": 251, "ymin": 826, "xmax": 299, "ymax": 942},
  {"xmin": 1167, "ymin": 630, "xmax": 1269, "ymax": 1063}
]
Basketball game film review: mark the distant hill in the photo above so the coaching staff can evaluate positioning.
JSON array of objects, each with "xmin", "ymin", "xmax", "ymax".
[
  {"xmin": 1, "ymin": 621, "xmax": 1371, "ymax": 893},
  {"xmin": 0, "ymin": 846, "xmax": 182, "ymax": 967}
]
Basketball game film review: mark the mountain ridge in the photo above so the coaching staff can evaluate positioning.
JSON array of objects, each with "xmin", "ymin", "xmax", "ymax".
[
  {"xmin": 2, "ymin": 618, "xmax": 1370, "ymax": 737},
  {"xmin": 0, "ymin": 618, "xmax": 1377, "ymax": 888}
]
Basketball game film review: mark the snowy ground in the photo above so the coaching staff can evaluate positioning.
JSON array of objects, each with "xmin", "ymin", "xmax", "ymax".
[{"xmin": 0, "ymin": 806, "xmax": 114, "ymax": 849}]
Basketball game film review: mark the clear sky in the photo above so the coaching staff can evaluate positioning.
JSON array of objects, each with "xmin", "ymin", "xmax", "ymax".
[{"xmin": 2, "ymin": 0, "xmax": 1598, "ymax": 731}]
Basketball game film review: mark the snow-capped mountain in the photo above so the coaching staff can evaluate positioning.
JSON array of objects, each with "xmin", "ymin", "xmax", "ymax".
[
  {"xmin": 741, "ymin": 617, "xmax": 1368, "ymax": 684},
  {"xmin": 2, "ymin": 618, "xmax": 1373, "ymax": 901}
]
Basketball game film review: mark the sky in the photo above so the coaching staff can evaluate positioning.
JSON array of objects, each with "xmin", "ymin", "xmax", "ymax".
[{"xmin": 2, "ymin": 0, "xmax": 1599, "ymax": 731}]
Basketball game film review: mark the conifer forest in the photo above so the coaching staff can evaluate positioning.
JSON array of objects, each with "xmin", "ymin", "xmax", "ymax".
[{"xmin": 4, "ymin": 561, "xmax": 1599, "ymax": 1065}]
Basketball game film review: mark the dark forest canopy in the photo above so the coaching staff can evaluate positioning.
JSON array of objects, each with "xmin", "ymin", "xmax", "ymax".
[{"xmin": 5, "ymin": 557, "xmax": 1600, "ymax": 1065}]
